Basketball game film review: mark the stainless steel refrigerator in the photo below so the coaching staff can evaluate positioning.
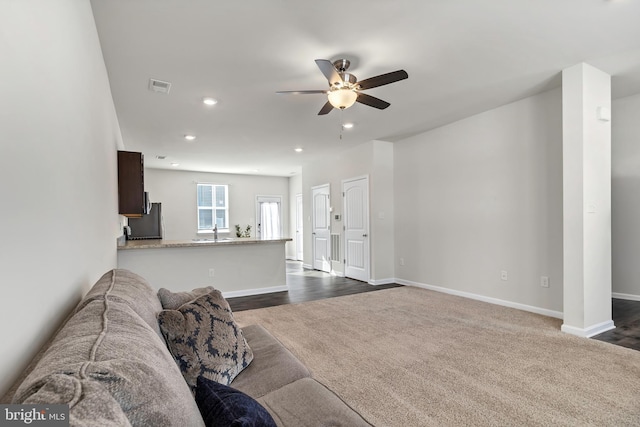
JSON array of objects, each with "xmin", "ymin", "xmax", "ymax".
[{"xmin": 127, "ymin": 202, "xmax": 163, "ymax": 240}]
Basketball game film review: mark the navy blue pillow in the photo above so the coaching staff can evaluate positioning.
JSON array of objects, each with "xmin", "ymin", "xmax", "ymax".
[{"xmin": 195, "ymin": 376, "xmax": 277, "ymax": 427}]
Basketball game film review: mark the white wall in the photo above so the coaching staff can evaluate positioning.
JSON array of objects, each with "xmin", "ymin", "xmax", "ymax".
[
  {"xmin": 144, "ymin": 169, "xmax": 290, "ymax": 241},
  {"xmin": 0, "ymin": 0, "xmax": 122, "ymax": 397},
  {"xmin": 612, "ymin": 92, "xmax": 640, "ymax": 299},
  {"xmin": 370, "ymin": 141, "xmax": 395, "ymax": 283},
  {"xmin": 302, "ymin": 140, "xmax": 395, "ymax": 282},
  {"xmin": 394, "ymin": 88, "xmax": 564, "ymax": 314}
]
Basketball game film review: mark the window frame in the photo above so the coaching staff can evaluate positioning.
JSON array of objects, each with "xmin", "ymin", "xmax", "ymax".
[{"xmin": 196, "ymin": 183, "xmax": 229, "ymax": 233}]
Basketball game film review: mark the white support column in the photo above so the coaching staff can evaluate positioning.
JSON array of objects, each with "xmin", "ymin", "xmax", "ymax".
[{"xmin": 562, "ymin": 63, "xmax": 614, "ymax": 338}]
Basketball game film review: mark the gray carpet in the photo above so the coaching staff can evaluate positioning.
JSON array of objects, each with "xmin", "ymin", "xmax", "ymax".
[{"xmin": 234, "ymin": 287, "xmax": 640, "ymax": 426}]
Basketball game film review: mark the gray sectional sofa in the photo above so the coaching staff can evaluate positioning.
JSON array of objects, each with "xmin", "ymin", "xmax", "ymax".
[{"xmin": 5, "ymin": 269, "xmax": 370, "ymax": 426}]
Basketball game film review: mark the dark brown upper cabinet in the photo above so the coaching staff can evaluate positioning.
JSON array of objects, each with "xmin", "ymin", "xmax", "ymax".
[{"xmin": 117, "ymin": 151, "xmax": 146, "ymax": 217}]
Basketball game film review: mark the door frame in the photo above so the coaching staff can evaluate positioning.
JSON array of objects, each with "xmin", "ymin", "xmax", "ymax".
[{"xmin": 255, "ymin": 195, "xmax": 282, "ymax": 239}]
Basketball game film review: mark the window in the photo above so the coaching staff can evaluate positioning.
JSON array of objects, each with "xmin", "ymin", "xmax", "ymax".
[{"xmin": 197, "ymin": 184, "xmax": 228, "ymax": 231}]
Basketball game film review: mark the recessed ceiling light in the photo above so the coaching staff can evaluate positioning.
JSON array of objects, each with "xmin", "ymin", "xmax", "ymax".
[
  {"xmin": 170, "ymin": 162, "xmax": 180, "ymax": 167},
  {"xmin": 343, "ymin": 123, "xmax": 354, "ymax": 129},
  {"xmin": 203, "ymin": 97, "xmax": 218, "ymax": 106},
  {"xmin": 294, "ymin": 148, "xmax": 303, "ymax": 153},
  {"xmin": 184, "ymin": 134, "xmax": 196, "ymax": 141}
]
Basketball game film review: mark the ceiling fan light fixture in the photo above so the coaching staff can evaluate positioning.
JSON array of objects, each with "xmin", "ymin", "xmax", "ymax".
[{"xmin": 328, "ymin": 88, "xmax": 358, "ymax": 110}]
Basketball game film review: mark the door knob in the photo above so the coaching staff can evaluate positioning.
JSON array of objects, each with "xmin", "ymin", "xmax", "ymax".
[{"xmin": 362, "ymin": 234, "xmax": 368, "ymax": 237}]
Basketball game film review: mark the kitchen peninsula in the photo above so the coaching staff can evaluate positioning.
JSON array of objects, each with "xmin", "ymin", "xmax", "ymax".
[{"xmin": 117, "ymin": 238, "xmax": 292, "ymax": 297}]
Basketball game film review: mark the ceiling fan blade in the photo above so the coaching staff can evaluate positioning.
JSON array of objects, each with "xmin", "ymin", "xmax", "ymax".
[
  {"xmin": 276, "ymin": 90, "xmax": 327, "ymax": 95},
  {"xmin": 318, "ymin": 101, "xmax": 334, "ymax": 115},
  {"xmin": 356, "ymin": 92, "xmax": 390, "ymax": 110},
  {"xmin": 356, "ymin": 70, "xmax": 408, "ymax": 90},
  {"xmin": 315, "ymin": 59, "xmax": 342, "ymax": 86}
]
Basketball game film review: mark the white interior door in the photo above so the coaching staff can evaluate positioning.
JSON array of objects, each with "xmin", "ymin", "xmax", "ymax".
[
  {"xmin": 343, "ymin": 176, "xmax": 369, "ymax": 282},
  {"xmin": 296, "ymin": 194, "xmax": 303, "ymax": 261},
  {"xmin": 312, "ymin": 184, "xmax": 331, "ymax": 272}
]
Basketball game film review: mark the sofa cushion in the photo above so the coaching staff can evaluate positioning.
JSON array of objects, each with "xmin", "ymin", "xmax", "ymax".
[
  {"xmin": 231, "ymin": 325, "xmax": 310, "ymax": 399},
  {"xmin": 22, "ymin": 374, "xmax": 132, "ymax": 427},
  {"xmin": 158, "ymin": 290, "xmax": 253, "ymax": 388},
  {"xmin": 258, "ymin": 378, "xmax": 372, "ymax": 427},
  {"xmin": 14, "ymin": 270, "xmax": 205, "ymax": 427},
  {"xmin": 157, "ymin": 286, "xmax": 214, "ymax": 310},
  {"xmin": 195, "ymin": 376, "xmax": 276, "ymax": 427},
  {"xmin": 80, "ymin": 269, "xmax": 164, "ymax": 338}
]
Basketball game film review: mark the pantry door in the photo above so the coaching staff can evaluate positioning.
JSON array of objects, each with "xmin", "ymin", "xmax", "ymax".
[
  {"xmin": 312, "ymin": 184, "xmax": 331, "ymax": 272},
  {"xmin": 296, "ymin": 194, "xmax": 303, "ymax": 261},
  {"xmin": 343, "ymin": 176, "xmax": 369, "ymax": 282}
]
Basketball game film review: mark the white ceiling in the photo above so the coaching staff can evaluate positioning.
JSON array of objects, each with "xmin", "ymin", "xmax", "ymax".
[{"xmin": 90, "ymin": 0, "xmax": 640, "ymax": 177}]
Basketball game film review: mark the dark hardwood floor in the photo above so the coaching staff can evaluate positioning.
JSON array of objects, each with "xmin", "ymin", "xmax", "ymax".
[
  {"xmin": 229, "ymin": 262, "xmax": 640, "ymax": 352},
  {"xmin": 592, "ymin": 298, "xmax": 640, "ymax": 351},
  {"xmin": 227, "ymin": 261, "xmax": 401, "ymax": 312}
]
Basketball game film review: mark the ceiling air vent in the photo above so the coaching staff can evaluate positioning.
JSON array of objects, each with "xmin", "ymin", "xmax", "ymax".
[{"xmin": 148, "ymin": 78, "xmax": 171, "ymax": 94}]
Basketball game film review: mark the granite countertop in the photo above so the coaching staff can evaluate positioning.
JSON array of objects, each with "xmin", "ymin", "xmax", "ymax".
[{"xmin": 118, "ymin": 237, "xmax": 291, "ymax": 250}]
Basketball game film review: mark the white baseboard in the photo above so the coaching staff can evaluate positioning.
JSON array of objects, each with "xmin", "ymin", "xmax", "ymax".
[
  {"xmin": 612, "ymin": 292, "xmax": 640, "ymax": 301},
  {"xmin": 222, "ymin": 285, "xmax": 288, "ymax": 299},
  {"xmin": 561, "ymin": 320, "xmax": 615, "ymax": 338},
  {"xmin": 302, "ymin": 263, "xmax": 313, "ymax": 270},
  {"xmin": 369, "ymin": 278, "xmax": 396, "ymax": 286},
  {"xmin": 396, "ymin": 278, "xmax": 564, "ymax": 319}
]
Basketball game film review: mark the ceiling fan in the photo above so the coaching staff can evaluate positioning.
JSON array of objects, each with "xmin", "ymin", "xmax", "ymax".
[{"xmin": 277, "ymin": 59, "xmax": 408, "ymax": 115}]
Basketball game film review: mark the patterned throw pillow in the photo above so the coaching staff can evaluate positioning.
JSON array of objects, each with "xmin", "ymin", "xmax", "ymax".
[
  {"xmin": 157, "ymin": 286, "xmax": 215, "ymax": 310},
  {"xmin": 158, "ymin": 290, "xmax": 253, "ymax": 388}
]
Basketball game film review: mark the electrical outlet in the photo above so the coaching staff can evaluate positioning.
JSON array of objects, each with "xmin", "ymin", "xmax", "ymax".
[
  {"xmin": 540, "ymin": 276, "xmax": 550, "ymax": 288},
  {"xmin": 501, "ymin": 270, "xmax": 508, "ymax": 281},
  {"xmin": 208, "ymin": 268, "xmax": 215, "ymax": 278}
]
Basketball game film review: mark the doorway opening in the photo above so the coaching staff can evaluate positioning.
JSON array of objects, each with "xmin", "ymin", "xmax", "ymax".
[{"xmin": 256, "ymin": 195, "xmax": 282, "ymax": 239}]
